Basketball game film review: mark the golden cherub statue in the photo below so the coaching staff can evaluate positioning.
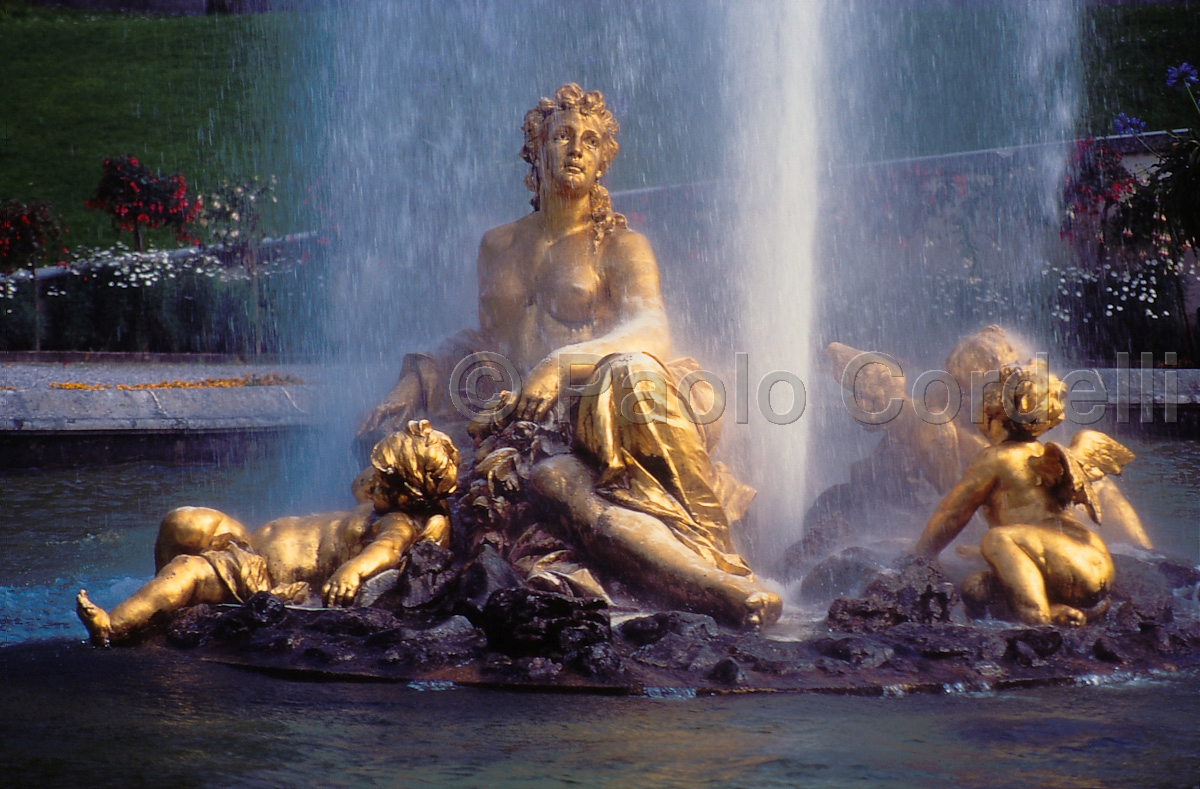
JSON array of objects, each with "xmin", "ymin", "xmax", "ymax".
[
  {"xmin": 358, "ymin": 84, "xmax": 778, "ymax": 628},
  {"xmin": 824, "ymin": 326, "xmax": 1151, "ymax": 550},
  {"xmin": 910, "ymin": 361, "xmax": 1131, "ymax": 626},
  {"xmin": 76, "ymin": 421, "xmax": 459, "ymax": 646}
]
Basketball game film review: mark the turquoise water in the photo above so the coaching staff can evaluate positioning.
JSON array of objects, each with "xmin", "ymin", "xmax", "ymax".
[
  {"xmin": 0, "ymin": 442, "xmax": 347, "ymax": 645},
  {"xmin": 0, "ymin": 440, "xmax": 1198, "ymax": 787}
]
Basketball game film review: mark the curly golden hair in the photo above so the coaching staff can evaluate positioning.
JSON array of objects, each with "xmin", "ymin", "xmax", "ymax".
[
  {"xmin": 369, "ymin": 420, "xmax": 459, "ymax": 507},
  {"xmin": 944, "ymin": 325, "xmax": 1021, "ymax": 392},
  {"xmin": 979, "ymin": 361, "xmax": 1066, "ymax": 440},
  {"xmin": 520, "ymin": 83, "xmax": 627, "ymax": 243}
]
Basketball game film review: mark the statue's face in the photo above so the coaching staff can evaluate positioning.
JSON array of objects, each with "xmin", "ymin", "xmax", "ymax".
[
  {"xmin": 366, "ymin": 470, "xmax": 409, "ymax": 513},
  {"xmin": 539, "ymin": 109, "xmax": 606, "ymax": 195}
]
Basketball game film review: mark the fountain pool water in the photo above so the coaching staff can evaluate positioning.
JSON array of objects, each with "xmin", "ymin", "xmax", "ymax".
[
  {"xmin": 2, "ymin": 436, "xmax": 1198, "ymax": 783},
  {"xmin": 2, "ymin": 636, "xmax": 1200, "ymax": 786}
]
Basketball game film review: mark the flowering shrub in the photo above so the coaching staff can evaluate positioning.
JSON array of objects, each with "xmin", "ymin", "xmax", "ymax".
[
  {"xmin": 84, "ymin": 155, "xmax": 201, "ymax": 252},
  {"xmin": 1061, "ymin": 138, "xmax": 1137, "ymax": 229},
  {"xmin": 0, "ymin": 199, "xmax": 67, "ymax": 274},
  {"xmin": 1153, "ymin": 142, "xmax": 1200, "ymax": 253},
  {"xmin": 0, "ymin": 199, "xmax": 68, "ymax": 327},
  {"xmin": 196, "ymin": 175, "xmax": 284, "ymax": 355},
  {"xmin": 1053, "ymin": 62, "xmax": 1200, "ymax": 361},
  {"xmin": 198, "ymin": 175, "xmax": 278, "ymax": 252}
]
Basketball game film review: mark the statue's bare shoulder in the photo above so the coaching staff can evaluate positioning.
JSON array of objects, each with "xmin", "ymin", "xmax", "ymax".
[
  {"xmin": 477, "ymin": 218, "xmax": 529, "ymax": 272},
  {"xmin": 957, "ymin": 443, "xmax": 1005, "ymax": 491},
  {"xmin": 602, "ymin": 226, "xmax": 656, "ymax": 264},
  {"xmin": 599, "ymin": 226, "xmax": 663, "ymax": 303}
]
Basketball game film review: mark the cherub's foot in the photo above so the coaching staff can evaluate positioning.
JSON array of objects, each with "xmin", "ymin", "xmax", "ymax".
[
  {"xmin": 1083, "ymin": 597, "xmax": 1111, "ymax": 623},
  {"xmin": 1049, "ymin": 603, "xmax": 1086, "ymax": 627},
  {"xmin": 743, "ymin": 590, "xmax": 782, "ymax": 630},
  {"xmin": 75, "ymin": 590, "xmax": 112, "ymax": 647}
]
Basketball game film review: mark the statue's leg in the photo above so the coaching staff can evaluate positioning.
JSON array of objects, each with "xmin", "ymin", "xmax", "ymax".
[
  {"xmin": 979, "ymin": 527, "xmax": 1053, "ymax": 624},
  {"xmin": 530, "ymin": 454, "xmax": 781, "ymax": 628},
  {"xmin": 1037, "ymin": 528, "xmax": 1114, "ymax": 624},
  {"xmin": 980, "ymin": 525, "xmax": 1113, "ymax": 626},
  {"xmin": 154, "ymin": 506, "xmax": 252, "ymax": 572},
  {"xmin": 76, "ymin": 555, "xmax": 229, "ymax": 645}
]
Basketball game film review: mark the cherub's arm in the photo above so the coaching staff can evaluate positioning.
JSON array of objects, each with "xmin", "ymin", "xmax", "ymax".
[
  {"xmin": 321, "ymin": 512, "xmax": 422, "ymax": 607},
  {"xmin": 912, "ymin": 457, "xmax": 997, "ymax": 558},
  {"xmin": 825, "ymin": 342, "xmax": 909, "ymax": 420}
]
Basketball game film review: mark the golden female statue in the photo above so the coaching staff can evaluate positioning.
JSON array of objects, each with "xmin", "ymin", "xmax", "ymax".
[
  {"xmin": 360, "ymin": 84, "xmax": 780, "ymax": 628},
  {"xmin": 76, "ymin": 421, "xmax": 459, "ymax": 646},
  {"xmin": 911, "ymin": 362, "xmax": 1130, "ymax": 626}
]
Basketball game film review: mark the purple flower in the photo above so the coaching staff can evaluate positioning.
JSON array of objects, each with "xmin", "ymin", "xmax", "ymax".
[
  {"xmin": 1113, "ymin": 113, "xmax": 1146, "ymax": 135},
  {"xmin": 1166, "ymin": 62, "xmax": 1199, "ymax": 88}
]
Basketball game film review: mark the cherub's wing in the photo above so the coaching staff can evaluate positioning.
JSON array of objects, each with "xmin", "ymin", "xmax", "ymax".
[
  {"xmin": 1029, "ymin": 442, "xmax": 1101, "ymax": 524},
  {"xmin": 1069, "ymin": 430, "xmax": 1135, "ymax": 481}
]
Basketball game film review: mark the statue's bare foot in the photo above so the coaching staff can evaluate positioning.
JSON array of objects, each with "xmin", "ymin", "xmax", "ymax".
[
  {"xmin": 1049, "ymin": 603, "xmax": 1086, "ymax": 627},
  {"xmin": 743, "ymin": 590, "xmax": 782, "ymax": 629},
  {"xmin": 1076, "ymin": 597, "xmax": 1111, "ymax": 623},
  {"xmin": 75, "ymin": 590, "xmax": 112, "ymax": 646}
]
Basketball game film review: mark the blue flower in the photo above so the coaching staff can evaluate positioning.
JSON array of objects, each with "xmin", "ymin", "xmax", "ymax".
[
  {"xmin": 1166, "ymin": 62, "xmax": 1199, "ymax": 88},
  {"xmin": 1113, "ymin": 113, "xmax": 1146, "ymax": 135}
]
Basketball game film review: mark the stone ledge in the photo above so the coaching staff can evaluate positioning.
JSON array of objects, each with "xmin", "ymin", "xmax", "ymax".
[
  {"xmin": 1093, "ymin": 369, "xmax": 1200, "ymax": 405},
  {"xmin": 0, "ymin": 386, "xmax": 324, "ymax": 433}
]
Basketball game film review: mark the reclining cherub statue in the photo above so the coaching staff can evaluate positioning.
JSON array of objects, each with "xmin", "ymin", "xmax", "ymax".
[
  {"xmin": 910, "ymin": 361, "xmax": 1132, "ymax": 626},
  {"xmin": 76, "ymin": 420, "xmax": 459, "ymax": 646}
]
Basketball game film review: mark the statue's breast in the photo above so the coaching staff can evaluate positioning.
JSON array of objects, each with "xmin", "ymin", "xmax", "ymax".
[{"xmin": 534, "ymin": 258, "xmax": 604, "ymax": 328}]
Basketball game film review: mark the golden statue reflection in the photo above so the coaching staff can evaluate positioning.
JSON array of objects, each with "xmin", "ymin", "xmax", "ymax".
[
  {"xmin": 76, "ymin": 421, "xmax": 458, "ymax": 646},
  {"xmin": 359, "ymin": 84, "xmax": 779, "ymax": 628}
]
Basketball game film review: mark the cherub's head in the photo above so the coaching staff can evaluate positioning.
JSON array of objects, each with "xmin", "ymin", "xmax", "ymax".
[
  {"xmin": 945, "ymin": 325, "xmax": 1022, "ymax": 395},
  {"xmin": 366, "ymin": 420, "xmax": 459, "ymax": 512},
  {"xmin": 979, "ymin": 360, "xmax": 1066, "ymax": 441}
]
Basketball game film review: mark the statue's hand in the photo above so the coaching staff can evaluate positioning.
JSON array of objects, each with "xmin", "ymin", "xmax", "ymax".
[
  {"xmin": 357, "ymin": 373, "xmax": 422, "ymax": 436},
  {"xmin": 321, "ymin": 566, "xmax": 363, "ymax": 608},
  {"xmin": 514, "ymin": 356, "xmax": 561, "ymax": 422}
]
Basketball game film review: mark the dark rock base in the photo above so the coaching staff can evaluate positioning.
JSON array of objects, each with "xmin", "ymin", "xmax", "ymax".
[{"xmin": 148, "ymin": 550, "xmax": 1200, "ymax": 697}]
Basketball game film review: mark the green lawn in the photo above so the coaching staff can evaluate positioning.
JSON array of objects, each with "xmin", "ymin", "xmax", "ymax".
[
  {"xmin": 0, "ymin": 1, "xmax": 1195, "ymax": 250},
  {"xmin": 0, "ymin": 3, "xmax": 292, "ymax": 250},
  {"xmin": 1083, "ymin": 3, "xmax": 1200, "ymax": 136}
]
